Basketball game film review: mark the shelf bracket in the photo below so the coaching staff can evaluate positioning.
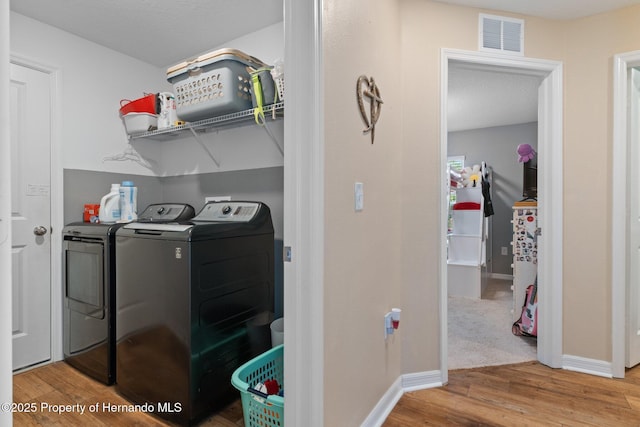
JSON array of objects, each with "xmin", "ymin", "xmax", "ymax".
[
  {"xmin": 126, "ymin": 102, "xmax": 284, "ymax": 166},
  {"xmin": 260, "ymin": 119, "xmax": 284, "ymax": 155},
  {"xmin": 188, "ymin": 127, "xmax": 220, "ymax": 168}
]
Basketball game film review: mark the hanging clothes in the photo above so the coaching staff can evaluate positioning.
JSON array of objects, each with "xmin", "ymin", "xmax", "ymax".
[{"xmin": 481, "ymin": 174, "xmax": 494, "ymax": 217}]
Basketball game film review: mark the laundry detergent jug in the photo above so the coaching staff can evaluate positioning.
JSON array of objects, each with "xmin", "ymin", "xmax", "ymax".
[
  {"xmin": 119, "ymin": 181, "xmax": 138, "ymax": 222},
  {"xmin": 99, "ymin": 183, "xmax": 121, "ymax": 223}
]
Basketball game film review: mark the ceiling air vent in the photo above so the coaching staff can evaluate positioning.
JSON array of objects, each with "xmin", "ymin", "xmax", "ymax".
[{"xmin": 479, "ymin": 14, "xmax": 524, "ymax": 56}]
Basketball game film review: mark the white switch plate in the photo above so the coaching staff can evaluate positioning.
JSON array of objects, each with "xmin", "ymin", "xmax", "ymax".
[
  {"xmin": 501, "ymin": 246, "xmax": 508, "ymax": 255},
  {"xmin": 354, "ymin": 182, "xmax": 364, "ymax": 211}
]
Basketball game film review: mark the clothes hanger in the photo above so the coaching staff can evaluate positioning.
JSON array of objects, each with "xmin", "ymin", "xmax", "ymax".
[{"xmin": 103, "ymin": 146, "xmax": 156, "ymax": 170}]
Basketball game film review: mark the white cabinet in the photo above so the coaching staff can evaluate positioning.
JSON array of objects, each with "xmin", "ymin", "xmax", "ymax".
[{"xmin": 511, "ymin": 202, "xmax": 538, "ymax": 319}]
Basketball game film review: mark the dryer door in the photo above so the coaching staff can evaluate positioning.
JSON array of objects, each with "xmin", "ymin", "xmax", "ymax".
[{"xmin": 64, "ymin": 239, "xmax": 105, "ymax": 318}]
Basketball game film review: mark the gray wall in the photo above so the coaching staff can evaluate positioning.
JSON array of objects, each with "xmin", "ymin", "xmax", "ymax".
[
  {"xmin": 448, "ymin": 122, "xmax": 537, "ymax": 276},
  {"xmin": 161, "ymin": 167, "xmax": 285, "ymax": 318},
  {"xmin": 64, "ymin": 167, "xmax": 283, "ymax": 238},
  {"xmin": 63, "ymin": 170, "xmax": 163, "ymax": 225},
  {"xmin": 63, "ymin": 166, "xmax": 284, "ymax": 318},
  {"xmin": 161, "ymin": 167, "xmax": 284, "ymax": 239}
]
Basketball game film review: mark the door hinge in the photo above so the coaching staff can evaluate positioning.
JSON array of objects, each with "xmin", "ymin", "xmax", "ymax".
[{"xmin": 284, "ymin": 246, "xmax": 292, "ymax": 262}]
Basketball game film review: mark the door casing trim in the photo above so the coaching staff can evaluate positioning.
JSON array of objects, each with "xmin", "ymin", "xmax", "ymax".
[
  {"xmin": 440, "ymin": 48, "xmax": 564, "ymax": 383},
  {"xmin": 611, "ymin": 50, "xmax": 640, "ymax": 378}
]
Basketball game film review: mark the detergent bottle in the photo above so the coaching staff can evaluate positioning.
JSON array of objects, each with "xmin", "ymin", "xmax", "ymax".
[
  {"xmin": 119, "ymin": 180, "xmax": 138, "ymax": 222},
  {"xmin": 157, "ymin": 92, "xmax": 177, "ymax": 129},
  {"xmin": 99, "ymin": 183, "xmax": 121, "ymax": 223}
]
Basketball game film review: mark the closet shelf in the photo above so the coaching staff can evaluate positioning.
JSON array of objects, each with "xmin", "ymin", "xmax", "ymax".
[{"xmin": 127, "ymin": 102, "xmax": 284, "ymax": 141}]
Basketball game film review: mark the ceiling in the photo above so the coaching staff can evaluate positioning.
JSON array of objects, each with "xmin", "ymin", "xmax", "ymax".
[
  {"xmin": 9, "ymin": 0, "xmax": 284, "ymax": 68},
  {"xmin": 9, "ymin": 0, "xmax": 640, "ymax": 132},
  {"xmin": 12, "ymin": 0, "xmax": 638, "ymax": 70},
  {"xmin": 447, "ymin": 63, "xmax": 542, "ymax": 132}
]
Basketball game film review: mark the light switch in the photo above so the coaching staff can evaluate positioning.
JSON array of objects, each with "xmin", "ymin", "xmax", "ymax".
[{"xmin": 354, "ymin": 182, "xmax": 364, "ymax": 211}]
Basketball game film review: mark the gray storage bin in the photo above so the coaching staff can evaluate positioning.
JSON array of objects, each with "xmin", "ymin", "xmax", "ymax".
[{"xmin": 167, "ymin": 49, "xmax": 269, "ymax": 122}]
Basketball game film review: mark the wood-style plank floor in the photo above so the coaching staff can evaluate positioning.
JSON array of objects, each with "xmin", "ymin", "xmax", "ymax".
[
  {"xmin": 384, "ymin": 361, "xmax": 640, "ymax": 426},
  {"xmin": 12, "ymin": 362, "xmax": 244, "ymax": 426},
  {"xmin": 16, "ymin": 360, "xmax": 640, "ymax": 426}
]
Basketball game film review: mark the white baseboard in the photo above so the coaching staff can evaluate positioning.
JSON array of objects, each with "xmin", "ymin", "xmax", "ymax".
[
  {"xmin": 360, "ymin": 370, "xmax": 443, "ymax": 427},
  {"xmin": 362, "ymin": 355, "xmax": 614, "ymax": 426},
  {"xmin": 562, "ymin": 354, "xmax": 613, "ymax": 378},
  {"xmin": 490, "ymin": 273, "xmax": 513, "ymax": 281},
  {"xmin": 360, "ymin": 376, "xmax": 403, "ymax": 427},
  {"xmin": 401, "ymin": 369, "xmax": 443, "ymax": 392}
]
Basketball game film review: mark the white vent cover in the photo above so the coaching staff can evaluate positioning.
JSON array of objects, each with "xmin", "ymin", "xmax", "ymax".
[{"xmin": 479, "ymin": 14, "xmax": 524, "ymax": 56}]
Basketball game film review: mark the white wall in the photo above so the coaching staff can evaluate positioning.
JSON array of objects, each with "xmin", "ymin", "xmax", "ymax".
[
  {"xmin": 1, "ymin": 0, "xmax": 13, "ymax": 425},
  {"xmin": 153, "ymin": 22, "xmax": 285, "ymax": 177},
  {"xmin": 10, "ymin": 12, "xmax": 171, "ymax": 177},
  {"xmin": 11, "ymin": 13, "xmax": 285, "ymax": 178},
  {"xmin": 192, "ymin": 22, "xmax": 283, "ymax": 68}
]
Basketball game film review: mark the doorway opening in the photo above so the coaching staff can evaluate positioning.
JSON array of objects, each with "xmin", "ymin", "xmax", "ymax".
[
  {"xmin": 445, "ymin": 60, "xmax": 541, "ymax": 368},
  {"xmin": 439, "ymin": 49, "xmax": 564, "ymax": 383}
]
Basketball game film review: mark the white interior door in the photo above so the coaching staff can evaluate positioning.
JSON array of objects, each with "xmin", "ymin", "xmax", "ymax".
[
  {"xmin": 10, "ymin": 63, "xmax": 52, "ymax": 371},
  {"xmin": 627, "ymin": 67, "xmax": 640, "ymax": 368}
]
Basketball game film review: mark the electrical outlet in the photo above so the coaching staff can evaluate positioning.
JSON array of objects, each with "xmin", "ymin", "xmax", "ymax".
[{"xmin": 501, "ymin": 246, "xmax": 508, "ymax": 256}]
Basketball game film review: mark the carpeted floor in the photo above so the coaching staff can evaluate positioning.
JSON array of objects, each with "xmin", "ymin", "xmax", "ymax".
[{"xmin": 448, "ymin": 277, "xmax": 537, "ymax": 370}]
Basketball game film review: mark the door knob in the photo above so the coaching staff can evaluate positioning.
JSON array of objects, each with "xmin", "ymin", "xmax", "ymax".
[{"xmin": 33, "ymin": 226, "xmax": 48, "ymax": 236}]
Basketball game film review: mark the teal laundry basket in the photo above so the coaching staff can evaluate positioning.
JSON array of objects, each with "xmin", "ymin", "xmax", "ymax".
[{"xmin": 231, "ymin": 344, "xmax": 284, "ymax": 427}]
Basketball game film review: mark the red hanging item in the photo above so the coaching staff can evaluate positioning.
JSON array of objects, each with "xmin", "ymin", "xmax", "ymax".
[{"xmin": 453, "ymin": 202, "xmax": 481, "ymax": 210}]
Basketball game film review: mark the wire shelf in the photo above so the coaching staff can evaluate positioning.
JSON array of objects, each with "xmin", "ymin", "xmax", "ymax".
[{"xmin": 127, "ymin": 102, "xmax": 284, "ymax": 141}]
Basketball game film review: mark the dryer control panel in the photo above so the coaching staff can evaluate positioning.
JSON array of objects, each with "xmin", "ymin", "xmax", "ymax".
[{"xmin": 194, "ymin": 201, "xmax": 260, "ymax": 222}]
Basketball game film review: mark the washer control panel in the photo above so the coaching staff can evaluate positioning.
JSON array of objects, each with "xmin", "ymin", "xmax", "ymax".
[
  {"xmin": 138, "ymin": 203, "xmax": 195, "ymax": 222},
  {"xmin": 194, "ymin": 201, "xmax": 260, "ymax": 222}
]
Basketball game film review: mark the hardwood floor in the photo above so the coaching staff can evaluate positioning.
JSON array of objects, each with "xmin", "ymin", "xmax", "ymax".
[
  {"xmin": 13, "ymin": 362, "xmax": 244, "ymax": 426},
  {"xmin": 16, "ymin": 360, "xmax": 640, "ymax": 426},
  {"xmin": 384, "ymin": 361, "xmax": 640, "ymax": 426}
]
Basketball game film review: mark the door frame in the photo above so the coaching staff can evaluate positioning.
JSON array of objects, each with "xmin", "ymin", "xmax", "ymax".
[
  {"xmin": 611, "ymin": 50, "xmax": 640, "ymax": 378},
  {"xmin": 10, "ymin": 55, "xmax": 63, "ymax": 368},
  {"xmin": 1, "ymin": 2, "xmax": 12, "ymax": 422},
  {"xmin": 440, "ymin": 49, "xmax": 564, "ymax": 382},
  {"xmin": 283, "ymin": 1, "xmax": 324, "ymax": 426}
]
